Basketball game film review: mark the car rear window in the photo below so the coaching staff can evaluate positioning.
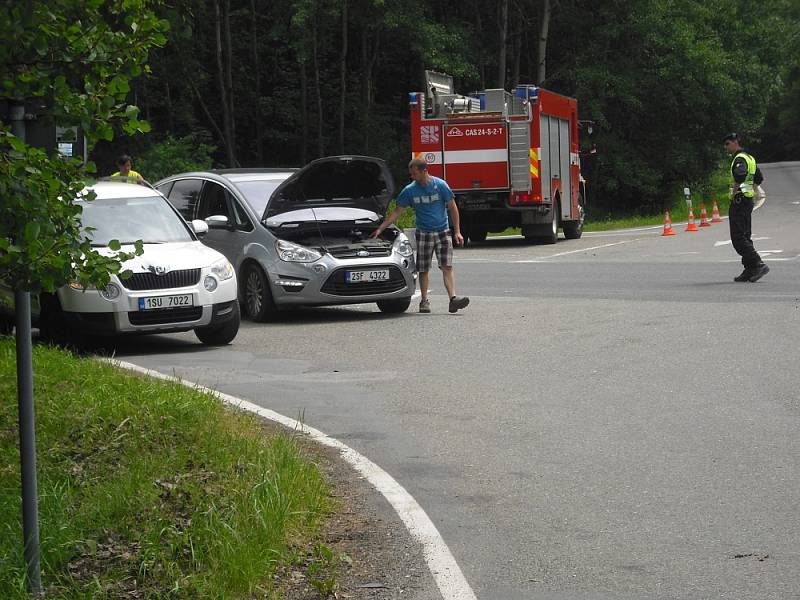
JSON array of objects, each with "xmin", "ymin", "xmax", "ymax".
[
  {"xmin": 234, "ymin": 179, "xmax": 288, "ymax": 216},
  {"xmin": 79, "ymin": 196, "xmax": 193, "ymax": 246}
]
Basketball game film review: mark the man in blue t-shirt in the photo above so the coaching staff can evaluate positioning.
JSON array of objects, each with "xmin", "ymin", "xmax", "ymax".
[{"xmin": 371, "ymin": 158, "xmax": 469, "ymax": 314}]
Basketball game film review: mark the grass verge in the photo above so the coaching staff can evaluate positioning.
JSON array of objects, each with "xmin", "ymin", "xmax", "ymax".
[{"xmin": 1, "ymin": 338, "xmax": 336, "ymax": 599}]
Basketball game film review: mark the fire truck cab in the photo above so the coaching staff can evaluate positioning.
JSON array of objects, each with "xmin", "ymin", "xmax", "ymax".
[{"xmin": 409, "ymin": 71, "xmax": 585, "ymax": 243}]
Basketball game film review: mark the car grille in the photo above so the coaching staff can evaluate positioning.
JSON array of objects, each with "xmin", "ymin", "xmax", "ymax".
[
  {"xmin": 326, "ymin": 245, "xmax": 392, "ymax": 259},
  {"xmin": 320, "ymin": 266, "xmax": 407, "ymax": 296},
  {"xmin": 121, "ymin": 269, "xmax": 202, "ymax": 291},
  {"xmin": 128, "ymin": 306, "xmax": 203, "ymax": 325}
]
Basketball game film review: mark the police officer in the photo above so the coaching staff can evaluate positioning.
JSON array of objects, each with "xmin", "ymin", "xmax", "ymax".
[{"xmin": 723, "ymin": 133, "xmax": 769, "ymax": 282}]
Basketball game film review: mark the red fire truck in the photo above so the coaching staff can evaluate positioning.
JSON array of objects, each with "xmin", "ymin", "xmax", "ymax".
[{"xmin": 409, "ymin": 71, "xmax": 586, "ymax": 243}]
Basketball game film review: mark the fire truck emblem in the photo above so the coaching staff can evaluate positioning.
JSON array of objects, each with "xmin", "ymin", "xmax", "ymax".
[
  {"xmin": 420, "ymin": 125, "xmax": 439, "ymax": 144},
  {"xmin": 446, "ymin": 127, "xmax": 464, "ymax": 137}
]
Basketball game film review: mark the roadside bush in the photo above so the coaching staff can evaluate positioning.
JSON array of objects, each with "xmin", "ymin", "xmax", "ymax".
[{"xmin": 136, "ymin": 133, "xmax": 217, "ymax": 182}]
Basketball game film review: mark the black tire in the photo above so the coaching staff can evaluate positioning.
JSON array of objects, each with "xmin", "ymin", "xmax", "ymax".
[
  {"xmin": 523, "ymin": 200, "xmax": 559, "ymax": 244},
  {"xmin": 540, "ymin": 200, "xmax": 559, "ymax": 244},
  {"xmin": 376, "ymin": 296, "xmax": 411, "ymax": 314},
  {"xmin": 195, "ymin": 302, "xmax": 240, "ymax": 345},
  {"xmin": 562, "ymin": 192, "xmax": 585, "ymax": 240},
  {"xmin": 38, "ymin": 294, "xmax": 73, "ymax": 345},
  {"xmin": 241, "ymin": 263, "xmax": 279, "ymax": 322},
  {"xmin": 468, "ymin": 229, "xmax": 487, "ymax": 243}
]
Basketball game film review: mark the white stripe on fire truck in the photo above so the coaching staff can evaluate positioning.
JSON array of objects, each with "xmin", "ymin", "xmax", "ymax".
[
  {"xmin": 442, "ymin": 149, "xmax": 508, "ymax": 164},
  {"xmin": 412, "ymin": 151, "xmax": 443, "ymax": 164}
]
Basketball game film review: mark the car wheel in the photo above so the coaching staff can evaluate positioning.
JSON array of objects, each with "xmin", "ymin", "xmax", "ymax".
[
  {"xmin": 38, "ymin": 294, "xmax": 73, "ymax": 346},
  {"xmin": 241, "ymin": 264, "xmax": 278, "ymax": 322},
  {"xmin": 376, "ymin": 296, "xmax": 411, "ymax": 314},
  {"xmin": 195, "ymin": 302, "xmax": 240, "ymax": 346}
]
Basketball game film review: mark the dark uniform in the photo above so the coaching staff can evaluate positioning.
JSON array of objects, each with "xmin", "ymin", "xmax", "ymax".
[{"xmin": 725, "ymin": 134, "xmax": 769, "ymax": 282}]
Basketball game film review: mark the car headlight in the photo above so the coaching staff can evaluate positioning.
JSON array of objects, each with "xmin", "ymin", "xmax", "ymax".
[
  {"xmin": 210, "ymin": 258, "xmax": 235, "ymax": 281},
  {"xmin": 394, "ymin": 236, "xmax": 414, "ymax": 257},
  {"xmin": 276, "ymin": 239, "xmax": 322, "ymax": 262},
  {"xmin": 100, "ymin": 283, "xmax": 121, "ymax": 300}
]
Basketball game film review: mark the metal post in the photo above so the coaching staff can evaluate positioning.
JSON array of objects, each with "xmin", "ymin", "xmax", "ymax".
[
  {"xmin": 10, "ymin": 100, "xmax": 43, "ymax": 596},
  {"xmin": 15, "ymin": 290, "xmax": 43, "ymax": 596}
]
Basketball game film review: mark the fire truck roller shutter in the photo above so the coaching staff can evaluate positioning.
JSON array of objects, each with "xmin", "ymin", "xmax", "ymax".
[{"xmin": 522, "ymin": 115, "xmax": 566, "ymax": 244}]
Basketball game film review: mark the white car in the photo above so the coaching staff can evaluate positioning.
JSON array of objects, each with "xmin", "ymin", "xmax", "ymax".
[{"xmin": 0, "ymin": 181, "xmax": 240, "ymax": 346}]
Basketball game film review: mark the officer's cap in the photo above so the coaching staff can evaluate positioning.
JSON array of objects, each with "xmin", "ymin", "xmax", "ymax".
[{"xmin": 722, "ymin": 132, "xmax": 740, "ymax": 143}]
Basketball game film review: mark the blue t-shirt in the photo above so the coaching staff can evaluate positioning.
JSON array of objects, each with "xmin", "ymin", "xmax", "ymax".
[{"xmin": 396, "ymin": 176, "xmax": 454, "ymax": 232}]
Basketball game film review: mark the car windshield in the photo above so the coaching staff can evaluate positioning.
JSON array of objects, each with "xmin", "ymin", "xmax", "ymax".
[
  {"xmin": 79, "ymin": 195, "xmax": 193, "ymax": 246},
  {"xmin": 235, "ymin": 179, "xmax": 288, "ymax": 216}
]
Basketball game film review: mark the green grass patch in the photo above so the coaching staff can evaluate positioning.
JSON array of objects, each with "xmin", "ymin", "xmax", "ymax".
[{"xmin": 0, "ymin": 339, "xmax": 333, "ymax": 599}]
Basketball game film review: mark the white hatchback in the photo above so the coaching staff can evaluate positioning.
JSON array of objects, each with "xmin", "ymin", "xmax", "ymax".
[{"xmin": 0, "ymin": 181, "xmax": 240, "ymax": 346}]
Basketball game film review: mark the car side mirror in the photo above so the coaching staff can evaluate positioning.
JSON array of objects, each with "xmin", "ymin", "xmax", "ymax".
[
  {"xmin": 191, "ymin": 219, "xmax": 209, "ymax": 236},
  {"xmin": 205, "ymin": 214, "xmax": 230, "ymax": 229}
]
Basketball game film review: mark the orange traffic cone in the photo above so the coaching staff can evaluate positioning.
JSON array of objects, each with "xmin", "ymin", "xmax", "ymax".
[
  {"xmin": 661, "ymin": 210, "xmax": 676, "ymax": 236},
  {"xmin": 685, "ymin": 206, "xmax": 699, "ymax": 231},
  {"xmin": 711, "ymin": 200, "xmax": 723, "ymax": 223},
  {"xmin": 699, "ymin": 203, "xmax": 711, "ymax": 227}
]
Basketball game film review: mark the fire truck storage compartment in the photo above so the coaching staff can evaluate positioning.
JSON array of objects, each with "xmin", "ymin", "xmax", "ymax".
[
  {"xmin": 541, "ymin": 114, "xmax": 571, "ymax": 218},
  {"xmin": 443, "ymin": 122, "xmax": 509, "ymax": 191}
]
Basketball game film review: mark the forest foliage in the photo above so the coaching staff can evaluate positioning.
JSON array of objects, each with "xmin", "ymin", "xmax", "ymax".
[{"xmin": 23, "ymin": 1, "xmax": 800, "ymax": 215}]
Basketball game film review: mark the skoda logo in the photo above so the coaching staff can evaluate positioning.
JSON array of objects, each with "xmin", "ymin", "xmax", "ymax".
[
  {"xmin": 357, "ymin": 250, "xmax": 369, "ymax": 257},
  {"xmin": 147, "ymin": 265, "xmax": 169, "ymax": 276}
]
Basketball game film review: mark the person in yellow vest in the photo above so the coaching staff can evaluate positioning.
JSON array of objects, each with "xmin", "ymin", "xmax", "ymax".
[
  {"xmin": 112, "ymin": 154, "xmax": 145, "ymax": 184},
  {"xmin": 723, "ymin": 133, "xmax": 768, "ymax": 282}
]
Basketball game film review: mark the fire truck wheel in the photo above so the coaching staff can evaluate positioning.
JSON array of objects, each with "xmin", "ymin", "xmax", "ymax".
[
  {"xmin": 563, "ymin": 193, "xmax": 585, "ymax": 240},
  {"xmin": 523, "ymin": 202, "xmax": 559, "ymax": 244},
  {"xmin": 467, "ymin": 229, "xmax": 487, "ymax": 243}
]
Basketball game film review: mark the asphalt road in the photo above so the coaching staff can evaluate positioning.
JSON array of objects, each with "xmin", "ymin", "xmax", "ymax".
[{"xmin": 114, "ymin": 161, "xmax": 800, "ymax": 600}]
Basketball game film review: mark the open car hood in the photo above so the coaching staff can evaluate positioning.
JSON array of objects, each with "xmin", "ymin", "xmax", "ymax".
[{"xmin": 263, "ymin": 155, "xmax": 395, "ymax": 221}]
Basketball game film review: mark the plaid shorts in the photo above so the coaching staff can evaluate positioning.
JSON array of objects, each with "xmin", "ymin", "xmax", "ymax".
[{"xmin": 415, "ymin": 230, "xmax": 453, "ymax": 272}]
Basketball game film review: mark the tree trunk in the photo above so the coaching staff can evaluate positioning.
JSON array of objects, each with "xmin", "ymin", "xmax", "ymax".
[
  {"xmin": 312, "ymin": 11, "xmax": 324, "ymax": 157},
  {"xmin": 224, "ymin": 0, "xmax": 236, "ymax": 165},
  {"xmin": 361, "ymin": 29, "xmax": 380, "ymax": 153},
  {"xmin": 165, "ymin": 79, "xmax": 174, "ymax": 132},
  {"xmin": 300, "ymin": 59, "xmax": 308, "ymax": 165},
  {"xmin": 473, "ymin": 0, "xmax": 485, "ymax": 89},
  {"xmin": 250, "ymin": 0, "xmax": 263, "ymax": 164},
  {"xmin": 497, "ymin": 0, "xmax": 509, "ymax": 88},
  {"xmin": 338, "ymin": 0, "xmax": 348, "ymax": 154},
  {"xmin": 215, "ymin": 0, "xmax": 235, "ymax": 167},
  {"xmin": 537, "ymin": 0, "xmax": 551, "ymax": 84}
]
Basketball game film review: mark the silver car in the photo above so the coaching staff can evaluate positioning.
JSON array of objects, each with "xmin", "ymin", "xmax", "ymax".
[{"xmin": 155, "ymin": 156, "xmax": 417, "ymax": 321}]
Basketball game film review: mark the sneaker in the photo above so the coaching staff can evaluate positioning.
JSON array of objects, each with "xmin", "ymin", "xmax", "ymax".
[
  {"xmin": 448, "ymin": 295, "xmax": 470, "ymax": 313},
  {"xmin": 734, "ymin": 268, "xmax": 754, "ymax": 282},
  {"xmin": 748, "ymin": 264, "xmax": 770, "ymax": 282},
  {"xmin": 419, "ymin": 298, "xmax": 431, "ymax": 313}
]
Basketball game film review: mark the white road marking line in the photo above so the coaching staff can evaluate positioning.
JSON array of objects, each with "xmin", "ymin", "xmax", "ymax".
[
  {"xmin": 103, "ymin": 359, "xmax": 477, "ymax": 600},
  {"xmin": 714, "ymin": 236, "xmax": 771, "ymax": 247},
  {"xmin": 514, "ymin": 239, "xmax": 640, "ymax": 262}
]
